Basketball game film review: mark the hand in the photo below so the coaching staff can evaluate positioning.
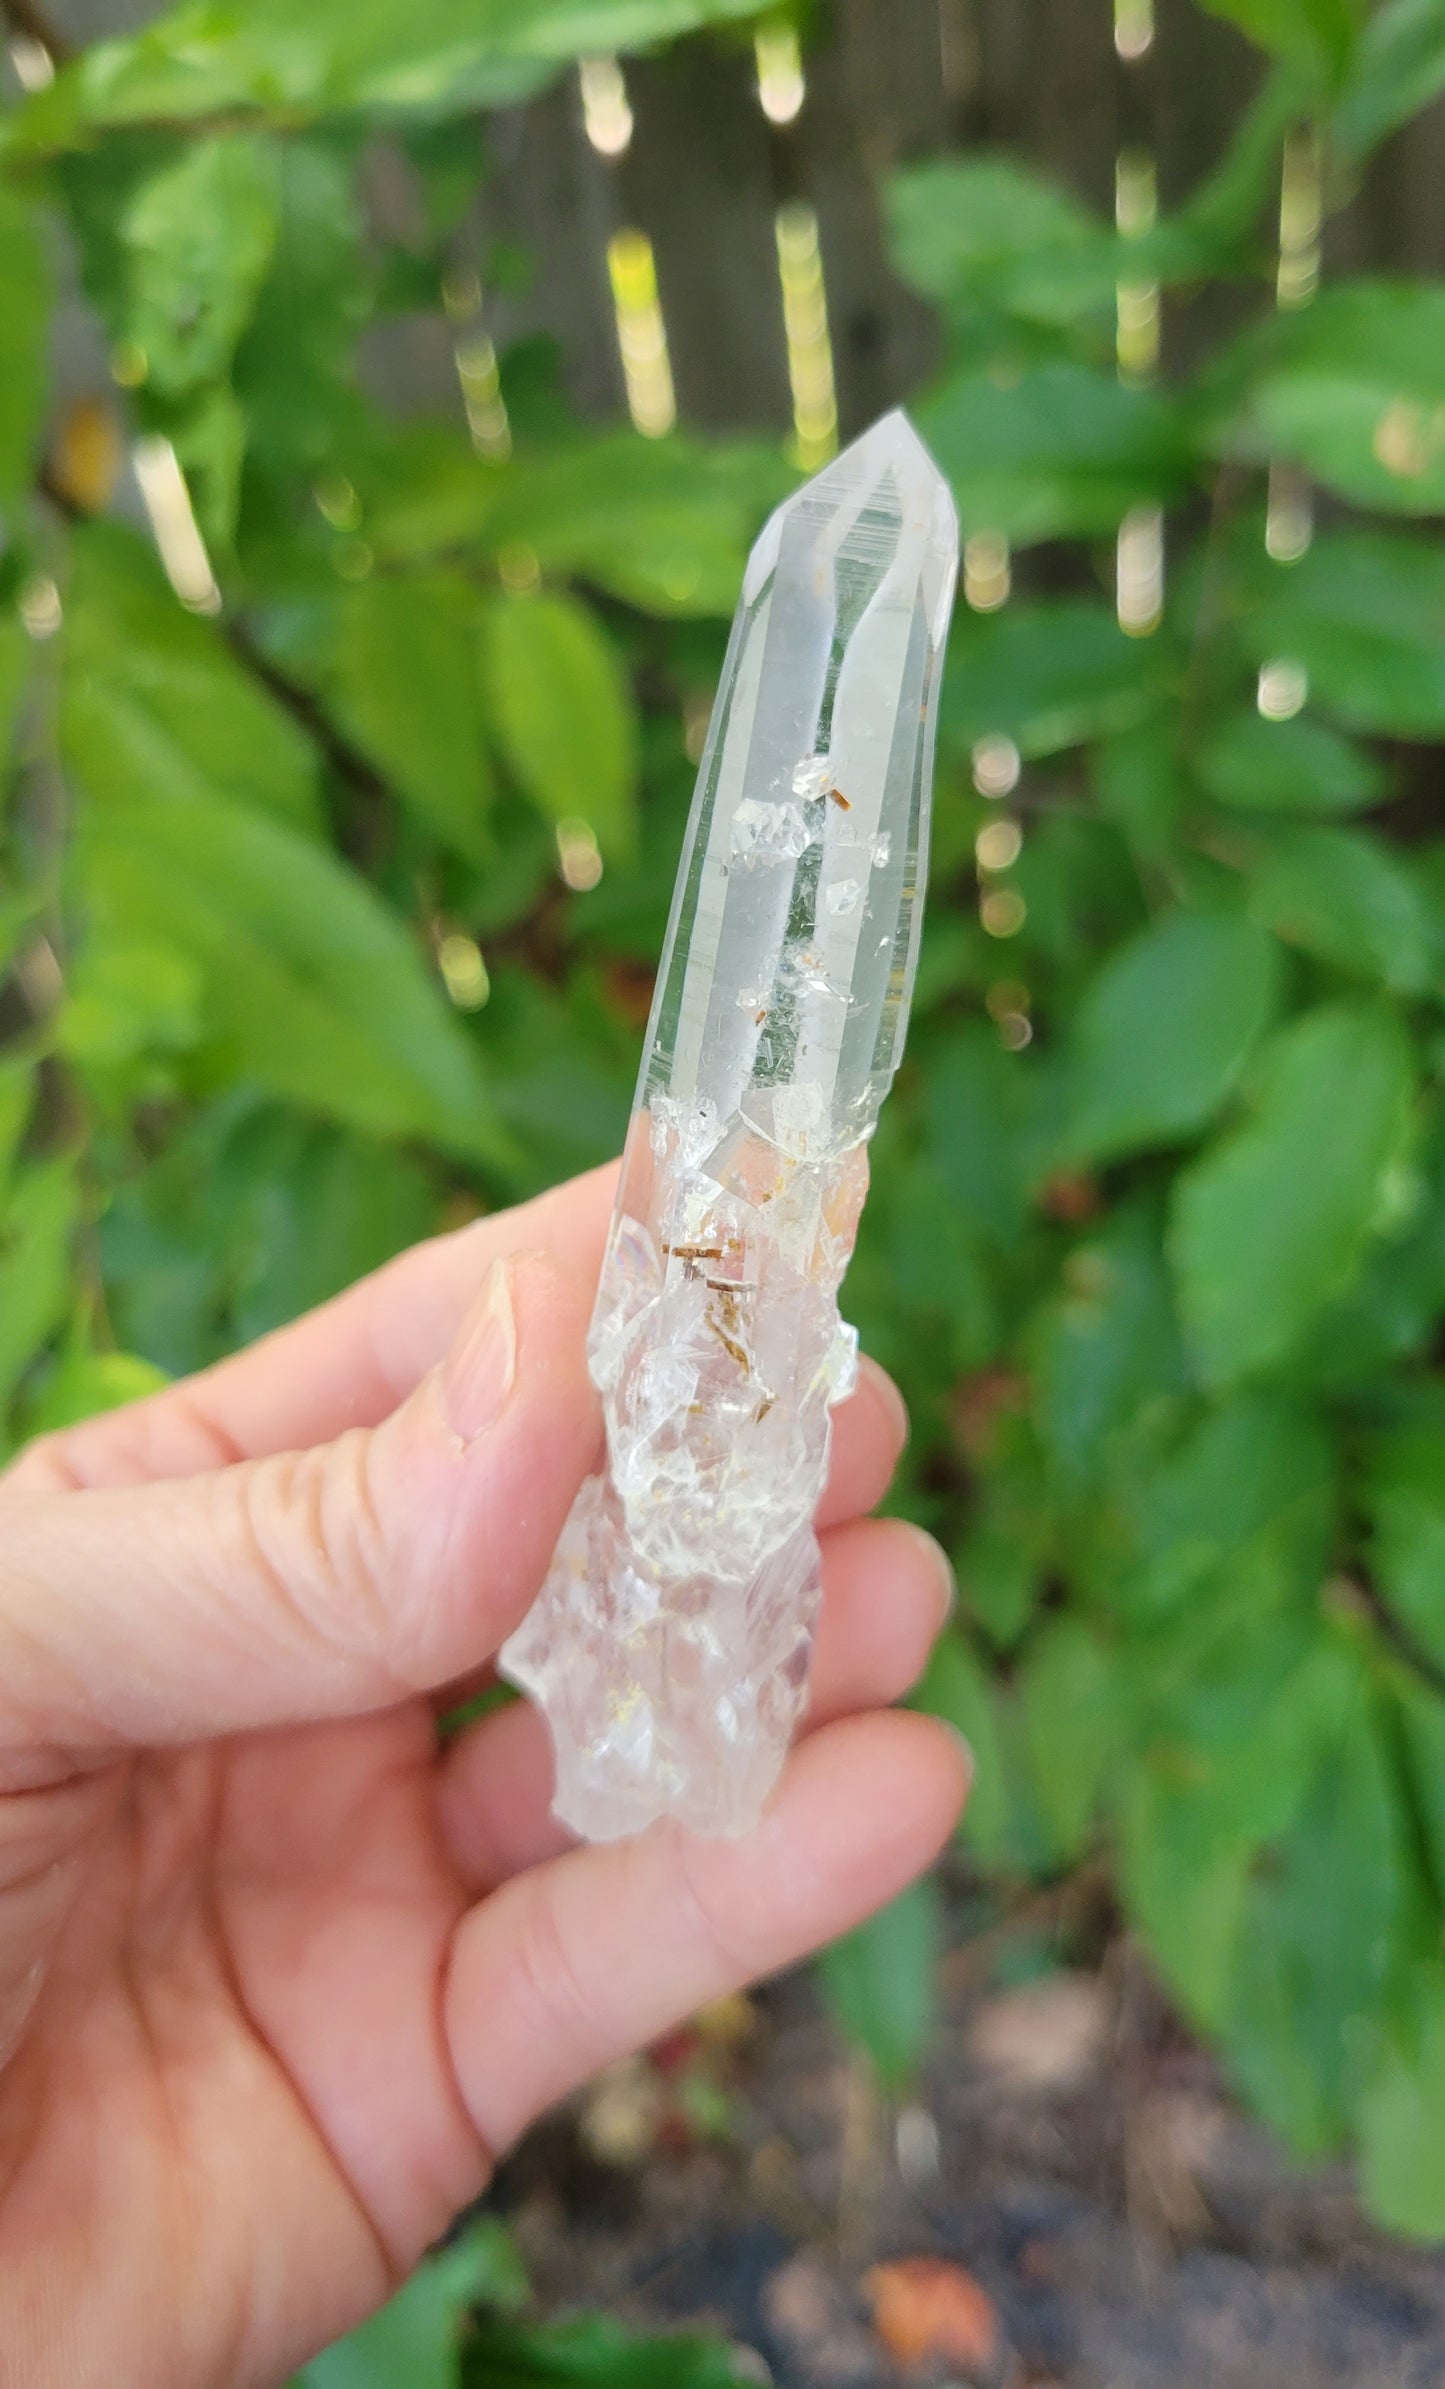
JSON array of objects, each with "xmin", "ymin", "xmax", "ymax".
[{"xmin": 0, "ymin": 1164, "xmax": 966, "ymax": 2387}]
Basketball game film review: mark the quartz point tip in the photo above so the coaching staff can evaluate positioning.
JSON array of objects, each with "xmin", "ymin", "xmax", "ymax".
[{"xmin": 500, "ymin": 410, "xmax": 959, "ymax": 1842}]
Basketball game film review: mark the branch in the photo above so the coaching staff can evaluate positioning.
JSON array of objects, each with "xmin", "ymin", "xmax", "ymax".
[
  {"xmin": 221, "ymin": 616, "xmax": 387, "ymax": 809},
  {"xmin": 1353, "ymin": 1575, "xmax": 1445, "ymax": 1707},
  {"xmin": 222, "ymin": 616, "xmax": 404, "ymax": 877},
  {"xmin": 940, "ymin": 1858, "xmax": 1111, "ymax": 1996}
]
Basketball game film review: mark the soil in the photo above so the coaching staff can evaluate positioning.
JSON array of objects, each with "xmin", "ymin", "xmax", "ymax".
[{"xmin": 488, "ymin": 1868, "xmax": 1445, "ymax": 2388}]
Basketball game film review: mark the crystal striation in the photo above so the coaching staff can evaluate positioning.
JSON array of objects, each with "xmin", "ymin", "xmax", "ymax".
[{"xmin": 500, "ymin": 411, "xmax": 959, "ymax": 1841}]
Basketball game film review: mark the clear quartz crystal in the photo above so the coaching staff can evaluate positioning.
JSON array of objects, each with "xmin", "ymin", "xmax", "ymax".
[{"xmin": 500, "ymin": 410, "xmax": 958, "ymax": 1840}]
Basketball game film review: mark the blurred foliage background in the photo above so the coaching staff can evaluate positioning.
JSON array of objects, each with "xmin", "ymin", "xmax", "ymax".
[{"xmin": 3, "ymin": 0, "xmax": 1445, "ymax": 2370}]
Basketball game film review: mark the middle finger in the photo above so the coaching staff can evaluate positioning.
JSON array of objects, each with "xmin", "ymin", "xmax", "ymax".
[{"xmin": 435, "ymin": 1512, "xmax": 953, "ymax": 1894}]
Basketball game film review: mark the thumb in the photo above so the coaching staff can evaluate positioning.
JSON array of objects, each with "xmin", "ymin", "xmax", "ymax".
[{"xmin": 0, "ymin": 1251, "xmax": 599, "ymax": 1756}]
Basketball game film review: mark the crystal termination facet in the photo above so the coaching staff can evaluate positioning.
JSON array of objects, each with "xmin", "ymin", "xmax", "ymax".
[{"xmin": 501, "ymin": 411, "xmax": 959, "ymax": 1841}]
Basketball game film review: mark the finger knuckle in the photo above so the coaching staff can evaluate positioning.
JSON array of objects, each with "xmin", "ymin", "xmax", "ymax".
[{"xmin": 223, "ymin": 1436, "xmax": 398, "ymax": 1682}]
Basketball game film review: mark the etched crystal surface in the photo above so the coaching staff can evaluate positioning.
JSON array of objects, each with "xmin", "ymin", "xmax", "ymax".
[{"xmin": 500, "ymin": 411, "xmax": 959, "ymax": 1840}]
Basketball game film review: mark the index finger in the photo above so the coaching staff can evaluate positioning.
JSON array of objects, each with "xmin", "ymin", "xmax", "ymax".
[
  {"xmin": 7, "ymin": 1166, "xmax": 909, "ymax": 1517},
  {"xmin": 7, "ymin": 1168, "xmax": 616, "ymax": 1491}
]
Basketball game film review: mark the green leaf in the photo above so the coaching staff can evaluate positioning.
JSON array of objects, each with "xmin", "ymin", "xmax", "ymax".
[
  {"xmin": 0, "ymin": 187, "xmax": 49, "ymax": 506},
  {"xmin": 13, "ymin": 0, "xmax": 773, "ymax": 147},
  {"xmin": 0, "ymin": 1161, "xmax": 82, "ymax": 1411},
  {"xmin": 1122, "ymin": 1762, "xmax": 1253, "ymax": 2029},
  {"xmin": 0, "ymin": 1058, "xmax": 37, "ymax": 1203},
  {"xmin": 169, "ymin": 380, "xmax": 249, "ymax": 546},
  {"xmin": 1020, "ymin": 1616, "xmax": 1120, "ymax": 1861},
  {"xmin": 1144, "ymin": 62, "xmax": 1306, "ymax": 278},
  {"xmin": 1398, "ymin": 1678, "xmax": 1445, "ymax": 1909},
  {"xmin": 1297, "ymin": 1098, "xmax": 1445, "ymax": 1385},
  {"xmin": 1124, "ymin": 1391, "xmax": 1336, "ymax": 1620},
  {"xmin": 61, "ymin": 132, "xmax": 281, "ymax": 399},
  {"xmin": 954, "ymin": 1407, "xmax": 1055, "ymax": 1644},
  {"xmin": 333, "ymin": 574, "xmax": 494, "ymax": 862},
  {"xmin": 483, "ymin": 970, "xmax": 633, "ymax": 1190},
  {"xmin": 335, "ymin": 425, "xmax": 502, "ymax": 562},
  {"xmin": 1334, "ymin": 0, "xmax": 1445, "ymax": 160},
  {"xmin": 887, "ymin": 128, "xmax": 1286, "ymax": 331},
  {"xmin": 104, "ymin": 1108, "xmax": 441, "ymax": 1352},
  {"xmin": 1121, "ymin": 1630, "xmax": 1354, "ymax": 2034},
  {"xmin": 1063, "ymin": 910, "xmax": 1280, "ymax": 1165},
  {"xmin": 1360, "ymin": 1961, "xmax": 1445, "ymax": 2239},
  {"xmin": 125, "ymin": 134, "xmax": 278, "ymax": 396},
  {"xmin": 1196, "ymin": 0, "xmax": 1365, "ymax": 81},
  {"xmin": 62, "ymin": 524, "xmax": 322, "ymax": 834},
  {"xmin": 1243, "ymin": 822, "xmax": 1437, "ymax": 994},
  {"xmin": 924, "ymin": 1024, "xmax": 1031, "ymax": 1248},
  {"xmin": 1197, "ymin": 709, "xmax": 1385, "ymax": 816},
  {"xmin": 295, "ymin": 2221, "xmax": 530, "ymax": 2387},
  {"xmin": 58, "ymin": 938, "xmax": 203, "ymax": 1074},
  {"xmin": 1366, "ymin": 1418, "xmax": 1445, "ymax": 1676},
  {"xmin": 482, "ymin": 591, "xmax": 637, "ymax": 858},
  {"xmin": 1011, "ymin": 810, "xmax": 1145, "ymax": 984},
  {"xmin": 460, "ymin": 2313, "xmax": 749, "ymax": 2389},
  {"xmin": 442, "ymin": 2218, "xmax": 532, "ymax": 2320},
  {"xmin": 1091, "ymin": 717, "xmax": 1186, "ymax": 861},
  {"xmin": 230, "ymin": 1123, "xmax": 439, "ymax": 1346},
  {"xmin": 1228, "ymin": 1686, "xmax": 1406, "ymax": 2155},
  {"xmin": 233, "ymin": 137, "xmax": 369, "ymax": 477},
  {"xmin": 819, "ymin": 1876, "xmax": 940, "ymax": 2094},
  {"xmin": 915, "ymin": 1629, "xmax": 1058, "ymax": 1875},
  {"xmin": 26, "ymin": 1348, "xmax": 170, "ymax": 1436},
  {"xmin": 915, "ymin": 1628, "xmax": 1013, "ymax": 1865},
  {"xmin": 459, "ymin": 433, "xmax": 787, "ymax": 619},
  {"xmin": 943, "ymin": 600, "xmax": 1162, "ymax": 758},
  {"xmin": 1032, "ymin": 1201, "xmax": 1187, "ymax": 1491},
  {"xmin": 1232, "ymin": 529, "xmax": 1445, "ymax": 738},
  {"xmin": 886, "ymin": 157, "xmax": 1115, "ymax": 325},
  {"xmin": 1170, "ymin": 1004, "xmax": 1415, "ymax": 1387},
  {"xmin": 297, "ymin": 2254, "xmax": 465, "ymax": 2389},
  {"xmin": 0, "ymin": 616, "xmax": 32, "ymax": 774},
  {"xmin": 919, "ymin": 364, "xmax": 1191, "ymax": 545},
  {"xmin": 76, "ymin": 787, "xmax": 509, "ymax": 1164},
  {"xmin": 1206, "ymin": 281, "xmax": 1445, "ymax": 515},
  {"xmin": 850, "ymin": 1146, "xmax": 998, "ymax": 1377},
  {"xmin": 96, "ymin": 1101, "xmax": 436, "ymax": 1374}
]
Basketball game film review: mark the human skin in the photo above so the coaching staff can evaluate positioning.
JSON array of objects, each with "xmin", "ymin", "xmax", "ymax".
[{"xmin": 0, "ymin": 1162, "xmax": 967, "ymax": 2387}]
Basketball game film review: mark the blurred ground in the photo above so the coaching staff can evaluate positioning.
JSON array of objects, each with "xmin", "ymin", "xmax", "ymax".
[{"xmin": 490, "ymin": 1880, "xmax": 1445, "ymax": 2388}]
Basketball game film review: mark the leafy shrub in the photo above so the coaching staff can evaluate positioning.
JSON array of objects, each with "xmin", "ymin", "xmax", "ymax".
[{"xmin": 1, "ymin": 0, "xmax": 1445, "ymax": 2271}]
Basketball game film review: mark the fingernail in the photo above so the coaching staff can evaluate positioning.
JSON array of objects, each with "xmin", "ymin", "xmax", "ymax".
[
  {"xmin": 905, "ymin": 1524, "xmax": 956, "ymax": 1627},
  {"xmin": 442, "ymin": 1259, "xmax": 517, "ymax": 1442}
]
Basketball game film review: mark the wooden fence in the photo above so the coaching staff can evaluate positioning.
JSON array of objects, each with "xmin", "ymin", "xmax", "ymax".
[
  {"xmin": 459, "ymin": 0, "xmax": 1445, "ymax": 446},
  {"xmin": 42, "ymin": 0, "xmax": 1445, "ymax": 446}
]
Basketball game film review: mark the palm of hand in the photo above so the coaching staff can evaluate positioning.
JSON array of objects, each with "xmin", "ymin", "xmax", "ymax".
[
  {"xmin": 0, "ymin": 1169, "xmax": 962, "ymax": 2388},
  {"xmin": 3, "ymin": 1709, "xmax": 473, "ymax": 2385}
]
